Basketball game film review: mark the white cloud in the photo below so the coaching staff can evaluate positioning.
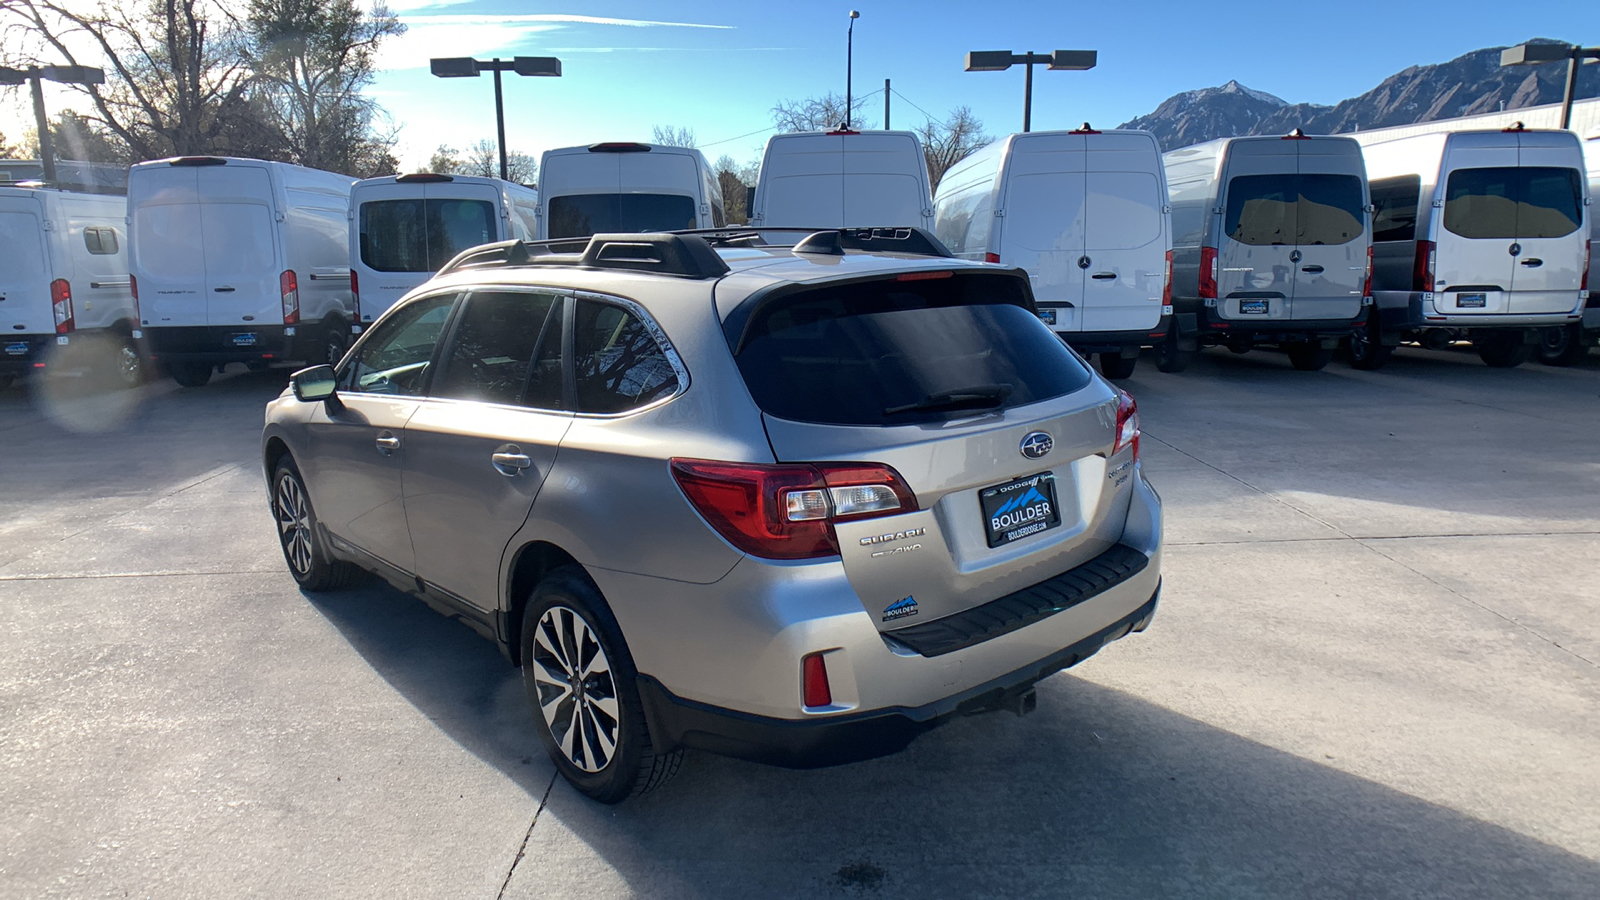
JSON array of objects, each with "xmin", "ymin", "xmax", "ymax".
[{"xmin": 377, "ymin": 12, "xmax": 734, "ymax": 71}]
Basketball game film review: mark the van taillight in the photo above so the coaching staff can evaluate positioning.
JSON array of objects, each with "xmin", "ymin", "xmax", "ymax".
[
  {"xmin": 984, "ymin": 252, "xmax": 1001, "ymax": 264},
  {"xmin": 130, "ymin": 274, "xmax": 140, "ymax": 320},
  {"xmin": 1582, "ymin": 240, "xmax": 1590, "ymax": 293},
  {"xmin": 1162, "ymin": 250, "xmax": 1173, "ymax": 305},
  {"xmin": 280, "ymin": 270, "xmax": 300, "ymax": 325},
  {"xmin": 350, "ymin": 268, "xmax": 361, "ymax": 321},
  {"xmin": 50, "ymin": 279, "xmax": 74, "ymax": 334},
  {"xmin": 1363, "ymin": 245, "xmax": 1374, "ymax": 298},
  {"xmin": 1413, "ymin": 241, "xmax": 1435, "ymax": 293},
  {"xmin": 1114, "ymin": 390, "xmax": 1139, "ymax": 461},
  {"xmin": 670, "ymin": 458, "xmax": 918, "ymax": 560},
  {"xmin": 1199, "ymin": 246, "xmax": 1218, "ymax": 299}
]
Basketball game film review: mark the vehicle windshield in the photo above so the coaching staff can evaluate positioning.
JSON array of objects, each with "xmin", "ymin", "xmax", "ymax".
[
  {"xmin": 547, "ymin": 193, "xmax": 698, "ymax": 239},
  {"xmin": 1225, "ymin": 173, "xmax": 1364, "ymax": 246}
]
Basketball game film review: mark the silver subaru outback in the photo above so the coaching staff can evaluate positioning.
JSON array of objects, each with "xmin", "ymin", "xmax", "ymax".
[{"xmin": 262, "ymin": 228, "xmax": 1162, "ymax": 803}]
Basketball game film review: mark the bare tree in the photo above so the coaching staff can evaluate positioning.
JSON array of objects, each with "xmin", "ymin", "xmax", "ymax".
[
  {"xmin": 431, "ymin": 139, "xmax": 537, "ymax": 183},
  {"xmin": 712, "ymin": 153, "xmax": 759, "ymax": 224},
  {"xmin": 771, "ymin": 92, "xmax": 874, "ymax": 133},
  {"xmin": 916, "ymin": 106, "xmax": 991, "ymax": 193},
  {"xmin": 651, "ymin": 125, "xmax": 695, "ymax": 148}
]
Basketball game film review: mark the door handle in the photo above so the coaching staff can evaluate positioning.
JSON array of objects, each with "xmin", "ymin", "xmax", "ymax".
[
  {"xmin": 492, "ymin": 450, "xmax": 533, "ymax": 476},
  {"xmin": 1300, "ymin": 265, "xmax": 1324, "ymax": 274},
  {"xmin": 213, "ymin": 286, "xmax": 235, "ymax": 293},
  {"xmin": 1090, "ymin": 272, "xmax": 1117, "ymax": 280},
  {"xmin": 374, "ymin": 433, "xmax": 400, "ymax": 455},
  {"xmin": 1519, "ymin": 258, "xmax": 1543, "ymax": 268}
]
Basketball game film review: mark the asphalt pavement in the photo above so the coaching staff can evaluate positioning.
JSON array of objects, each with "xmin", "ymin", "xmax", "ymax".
[{"xmin": 2, "ymin": 345, "xmax": 1597, "ymax": 899}]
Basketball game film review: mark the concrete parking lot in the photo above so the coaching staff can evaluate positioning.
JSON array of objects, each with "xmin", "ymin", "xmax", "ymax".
[{"xmin": 2, "ymin": 347, "xmax": 1598, "ymax": 899}]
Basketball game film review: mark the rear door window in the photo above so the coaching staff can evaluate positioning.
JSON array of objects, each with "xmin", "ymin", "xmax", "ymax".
[
  {"xmin": 0, "ymin": 212, "xmax": 47, "ymax": 279},
  {"xmin": 572, "ymin": 297, "xmax": 683, "ymax": 414},
  {"xmin": 1370, "ymin": 175, "xmax": 1421, "ymax": 242},
  {"xmin": 1443, "ymin": 167, "xmax": 1582, "ymax": 239},
  {"xmin": 1225, "ymin": 174, "xmax": 1363, "ymax": 246},
  {"xmin": 133, "ymin": 204, "xmax": 206, "ymax": 279},
  {"xmin": 735, "ymin": 272, "xmax": 1092, "ymax": 426},
  {"xmin": 547, "ymin": 194, "xmax": 698, "ymax": 239},
  {"xmin": 360, "ymin": 198, "xmax": 497, "ymax": 272},
  {"xmin": 201, "ymin": 203, "xmax": 276, "ymax": 277},
  {"xmin": 432, "ymin": 290, "xmax": 562, "ymax": 407},
  {"xmin": 1084, "ymin": 172, "xmax": 1163, "ymax": 249}
]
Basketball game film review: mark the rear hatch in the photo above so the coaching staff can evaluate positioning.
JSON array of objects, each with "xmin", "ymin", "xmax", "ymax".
[
  {"xmin": 354, "ymin": 177, "xmax": 502, "ymax": 320},
  {"xmin": 0, "ymin": 192, "xmax": 53, "ymax": 337},
  {"xmin": 758, "ymin": 133, "xmax": 929, "ymax": 228},
  {"xmin": 732, "ymin": 268, "xmax": 1134, "ymax": 632},
  {"xmin": 545, "ymin": 146, "xmax": 700, "ymax": 239}
]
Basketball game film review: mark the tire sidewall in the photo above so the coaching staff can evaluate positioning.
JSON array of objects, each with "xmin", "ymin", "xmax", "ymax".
[{"xmin": 271, "ymin": 458, "xmax": 325, "ymax": 589}]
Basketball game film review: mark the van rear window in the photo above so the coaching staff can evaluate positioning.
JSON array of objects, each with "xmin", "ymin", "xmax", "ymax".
[
  {"xmin": 1225, "ymin": 174, "xmax": 1364, "ymax": 246},
  {"xmin": 360, "ymin": 198, "xmax": 496, "ymax": 272},
  {"xmin": 1443, "ymin": 167, "xmax": 1582, "ymax": 240},
  {"xmin": 0, "ymin": 212, "xmax": 47, "ymax": 278},
  {"xmin": 548, "ymin": 194, "xmax": 697, "ymax": 239},
  {"xmin": 735, "ymin": 272, "xmax": 1091, "ymax": 426},
  {"xmin": 1370, "ymin": 175, "xmax": 1421, "ymax": 243}
]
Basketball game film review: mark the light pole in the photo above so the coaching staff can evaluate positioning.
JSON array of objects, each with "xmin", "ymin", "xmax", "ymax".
[
  {"xmin": 964, "ymin": 49, "xmax": 1097, "ymax": 132},
  {"xmin": 0, "ymin": 63, "xmax": 105, "ymax": 183},
  {"xmin": 845, "ymin": 10, "xmax": 860, "ymax": 129},
  {"xmin": 430, "ymin": 56, "xmax": 562, "ymax": 181},
  {"xmin": 1500, "ymin": 42, "xmax": 1600, "ymax": 130}
]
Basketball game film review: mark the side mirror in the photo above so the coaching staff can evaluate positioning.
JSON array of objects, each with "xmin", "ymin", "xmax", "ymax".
[{"xmin": 291, "ymin": 364, "xmax": 338, "ymax": 402}]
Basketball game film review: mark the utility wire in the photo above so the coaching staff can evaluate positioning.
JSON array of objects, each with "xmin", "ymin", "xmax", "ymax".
[{"xmin": 890, "ymin": 87, "xmax": 939, "ymax": 123}]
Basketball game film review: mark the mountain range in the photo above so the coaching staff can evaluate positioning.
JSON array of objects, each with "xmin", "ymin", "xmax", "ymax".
[{"xmin": 1118, "ymin": 40, "xmax": 1600, "ymax": 149}]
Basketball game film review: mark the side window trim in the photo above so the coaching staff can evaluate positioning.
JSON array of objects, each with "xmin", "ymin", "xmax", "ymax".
[{"xmin": 571, "ymin": 290, "xmax": 691, "ymax": 417}]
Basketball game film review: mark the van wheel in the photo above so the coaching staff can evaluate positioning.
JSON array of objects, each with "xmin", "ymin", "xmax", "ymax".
[
  {"xmin": 1346, "ymin": 320, "xmax": 1393, "ymax": 371},
  {"xmin": 1286, "ymin": 344, "xmax": 1334, "ymax": 371},
  {"xmin": 522, "ymin": 567, "xmax": 681, "ymax": 804},
  {"xmin": 170, "ymin": 362, "xmax": 212, "ymax": 388},
  {"xmin": 1474, "ymin": 332, "xmax": 1532, "ymax": 368},
  {"xmin": 321, "ymin": 324, "xmax": 350, "ymax": 367},
  {"xmin": 1536, "ymin": 324, "xmax": 1588, "ymax": 367},
  {"xmin": 271, "ymin": 456, "xmax": 362, "ymax": 592},
  {"xmin": 1099, "ymin": 353, "xmax": 1138, "ymax": 380},
  {"xmin": 114, "ymin": 339, "xmax": 144, "ymax": 389},
  {"xmin": 1153, "ymin": 334, "xmax": 1192, "ymax": 373}
]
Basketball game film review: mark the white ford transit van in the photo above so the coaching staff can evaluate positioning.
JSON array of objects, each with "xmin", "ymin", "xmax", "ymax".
[
  {"xmin": 1355, "ymin": 127, "xmax": 1588, "ymax": 369},
  {"xmin": 0, "ymin": 185, "xmax": 139, "ymax": 390},
  {"xmin": 537, "ymin": 142, "xmax": 724, "ymax": 240},
  {"xmin": 934, "ymin": 128, "xmax": 1172, "ymax": 379},
  {"xmin": 350, "ymin": 173, "xmax": 539, "ymax": 322},
  {"xmin": 1162, "ymin": 133, "xmax": 1372, "ymax": 373},
  {"xmin": 748, "ymin": 130, "xmax": 934, "ymax": 229},
  {"xmin": 128, "ymin": 156, "xmax": 355, "ymax": 387}
]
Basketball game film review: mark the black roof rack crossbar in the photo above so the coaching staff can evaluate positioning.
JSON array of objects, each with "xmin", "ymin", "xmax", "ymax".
[{"xmin": 434, "ymin": 233, "xmax": 731, "ymax": 279}]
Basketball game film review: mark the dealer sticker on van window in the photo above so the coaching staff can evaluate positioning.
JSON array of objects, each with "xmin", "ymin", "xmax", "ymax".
[
  {"xmin": 1457, "ymin": 293, "xmax": 1487, "ymax": 309},
  {"xmin": 1036, "ymin": 308, "xmax": 1057, "ymax": 326},
  {"xmin": 1240, "ymin": 299, "xmax": 1269, "ymax": 315},
  {"xmin": 231, "ymin": 332, "xmax": 258, "ymax": 347},
  {"xmin": 980, "ymin": 472, "xmax": 1061, "ymax": 548}
]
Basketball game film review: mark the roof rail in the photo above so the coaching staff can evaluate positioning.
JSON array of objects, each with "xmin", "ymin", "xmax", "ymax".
[
  {"xmin": 434, "ymin": 233, "xmax": 731, "ymax": 280},
  {"xmin": 677, "ymin": 226, "xmax": 954, "ymax": 259}
]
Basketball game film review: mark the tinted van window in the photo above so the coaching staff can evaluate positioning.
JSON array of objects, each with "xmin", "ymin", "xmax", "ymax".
[
  {"xmin": 360, "ymin": 198, "xmax": 497, "ymax": 272},
  {"xmin": 1444, "ymin": 167, "xmax": 1582, "ymax": 240},
  {"xmin": 736, "ymin": 272, "xmax": 1092, "ymax": 427},
  {"xmin": 434, "ymin": 290, "xmax": 561, "ymax": 407},
  {"xmin": 1369, "ymin": 175, "xmax": 1421, "ymax": 242},
  {"xmin": 572, "ymin": 299, "xmax": 681, "ymax": 414},
  {"xmin": 1225, "ymin": 174, "xmax": 1364, "ymax": 246},
  {"xmin": 548, "ymin": 194, "xmax": 698, "ymax": 239}
]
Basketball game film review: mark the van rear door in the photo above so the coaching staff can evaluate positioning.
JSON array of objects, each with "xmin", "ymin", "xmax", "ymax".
[
  {"xmin": 1435, "ymin": 136, "xmax": 1521, "ymax": 316},
  {"xmin": 131, "ymin": 165, "xmax": 208, "ymax": 326},
  {"xmin": 998, "ymin": 134, "xmax": 1087, "ymax": 332},
  {"xmin": 1507, "ymin": 135, "xmax": 1585, "ymax": 314},
  {"xmin": 1216, "ymin": 141, "xmax": 1297, "ymax": 322},
  {"xmin": 354, "ymin": 179, "xmax": 501, "ymax": 320},
  {"xmin": 196, "ymin": 163, "xmax": 282, "ymax": 327},
  {"xmin": 0, "ymin": 194, "xmax": 52, "ymax": 337},
  {"xmin": 1287, "ymin": 140, "xmax": 1366, "ymax": 322},
  {"xmin": 1080, "ymin": 133, "xmax": 1166, "ymax": 333}
]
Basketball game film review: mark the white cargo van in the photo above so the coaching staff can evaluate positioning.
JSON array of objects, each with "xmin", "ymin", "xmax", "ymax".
[
  {"xmin": 0, "ymin": 185, "xmax": 140, "ymax": 390},
  {"xmin": 1162, "ymin": 133, "xmax": 1372, "ymax": 373},
  {"xmin": 748, "ymin": 129, "xmax": 934, "ymax": 229},
  {"xmin": 1534, "ymin": 134, "xmax": 1596, "ymax": 366},
  {"xmin": 537, "ymin": 142, "xmax": 724, "ymax": 240},
  {"xmin": 1356, "ymin": 127, "xmax": 1589, "ymax": 369},
  {"xmin": 350, "ymin": 173, "xmax": 538, "ymax": 321},
  {"xmin": 128, "ymin": 156, "xmax": 355, "ymax": 387},
  {"xmin": 934, "ymin": 127, "xmax": 1171, "ymax": 379}
]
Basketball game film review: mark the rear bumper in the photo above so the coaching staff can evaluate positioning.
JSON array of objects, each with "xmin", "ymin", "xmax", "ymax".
[
  {"xmin": 0, "ymin": 334, "xmax": 58, "ymax": 375},
  {"xmin": 1373, "ymin": 291, "xmax": 1581, "ymax": 331},
  {"xmin": 1180, "ymin": 303, "xmax": 1363, "ymax": 342},
  {"xmin": 638, "ymin": 586, "xmax": 1159, "ymax": 768},
  {"xmin": 1050, "ymin": 314, "xmax": 1172, "ymax": 354},
  {"xmin": 146, "ymin": 324, "xmax": 296, "ymax": 363}
]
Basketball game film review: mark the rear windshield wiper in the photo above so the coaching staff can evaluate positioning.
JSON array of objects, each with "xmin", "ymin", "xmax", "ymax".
[{"xmin": 883, "ymin": 383, "xmax": 1014, "ymax": 416}]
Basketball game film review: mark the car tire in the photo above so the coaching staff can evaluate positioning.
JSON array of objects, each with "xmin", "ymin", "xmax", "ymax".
[
  {"xmin": 1536, "ymin": 324, "xmax": 1588, "ymax": 367},
  {"xmin": 1474, "ymin": 332, "xmax": 1532, "ymax": 368},
  {"xmin": 1099, "ymin": 353, "xmax": 1138, "ymax": 380},
  {"xmin": 1153, "ymin": 333, "xmax": 1193, "ymax": 374},
  {"xmin": 521, "ymin": 566, "xmax": 681, "ymax": 804},
  {"xmin": 1286, "ymin": 344, "xmax": 1334, "ymax": 371},
  {"xmin": 271, "ymin": 456, "xmax": 362, "ymax": 592},
  {"xmin": 170, "ymin": 361, "xmax": 212, "ymax": 388},
  {"xmin": 1345, "ymin": 319, "xmax": 1393, "ymax": 371}
]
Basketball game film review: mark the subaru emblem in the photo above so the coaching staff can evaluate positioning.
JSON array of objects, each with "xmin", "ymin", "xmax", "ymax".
[{"xmin": 1020, "ymin": 431, "xmax": 1053, "ymax": 459}]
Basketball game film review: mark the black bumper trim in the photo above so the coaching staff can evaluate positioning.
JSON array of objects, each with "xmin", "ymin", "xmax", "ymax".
[
  {"xmin": 888, "ymin": 543, "xmax": 1149, "ymax": 657},
  {"xmin": 146, "ymin": 324, "xmax": 293, "ymax": 362},
  {"xmin": 1, "ymin": 334, "xmax": 55, "ymax": 373},
  {"xmin": 636, "ymin": 586, "xmax": 1159, "ymax": 769}
]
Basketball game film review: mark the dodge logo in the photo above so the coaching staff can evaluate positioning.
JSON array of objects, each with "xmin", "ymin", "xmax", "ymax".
[{"xmin": 1020, "ymin": 431, "xmax": 1053, "ymax": 459}]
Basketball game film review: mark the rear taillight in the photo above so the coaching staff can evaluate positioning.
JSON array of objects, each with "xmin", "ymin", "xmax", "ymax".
[
  {"xmin": 983, "ymin": 252, "xmax": 1001, "ymax": 264},
  {"xmin": 670, "ymin": 458, "xmax": 918, "ymax": 560},
  {"xmin": 130, "ymin": 273, "xmax": 140, "ymax": 321},
  {"xmin": 1199, "ymin": 246, "xmax": 1218, "ymax": 299},
  {"xmin": 1363, "ymin": 244, "xmax": 1374, "ymax": 298},
  {"xmin": 802, "ymin": 652, "xmax": 833, "ymax": 708},
  {"xmin": 280, "ymin": 269, "xmax": 299, "ymax": 325},
  {"xmin": 1162, "ymin": 250, "xmax": 1173, "ymax": 305},
  {"xmin": 1582, "ymin": 240, "xmax": 1590, "ymax": 293},
  {"xmin": 50, "ymin": 279, "xmax": 74, "ymax": 334},
  {"xmin": 1114, "ymin": 390, "xmax": 1139, "ymax": 461},
  {"xmin": 1413, "ymin": 240, "xmax": 1435, "ymax": 293},
  {"xmin": 350, "ymin": 268, "xmax": 361, "ymax": 321}
]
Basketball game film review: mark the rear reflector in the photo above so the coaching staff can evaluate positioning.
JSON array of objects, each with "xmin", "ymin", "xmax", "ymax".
[
  {"xmin": 396, "ymin": 173, "xmax": 454, "ymax": 183},
  {"xmin": 50, "ymin": 279, "xmax": 74, "ymax": 334},
  {"xmin": 169, "ymin": 156, "xmax": 227, "ymax": 166},
  {"xmin": 802, "ymin": 653, "xmax": 833, "ymax": 708},
  {"xmin": 983, "ymin": 252, "xmax": 1001, "ymax": 264},
  {"xmin": 280, "ymin": 270, "xmax": 300, "ymax": 325},
  {"xmin": 588, "ymin": 142, "xmax": 651, "ymax": 153},
  {"xmin": 895, "ymin": 270, "xmax": 954, "ymax": 281}
]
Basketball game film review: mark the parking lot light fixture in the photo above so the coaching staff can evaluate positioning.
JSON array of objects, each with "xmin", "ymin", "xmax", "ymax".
[
  {"xmin": 0, "ymin": 62, "xmax": 106, "ymax": 184},
  {"xmin": 1500, "ymin": 42, "xmax": 1600, "ymax": 130},
  {"xmin": 964, "ymin": 49, "xmax": 1097, "ymax": 132},
  {"xmin": 429, "ymin": 55, "xmax": 562, "ymax": 181},
  {"xmin": 845, "ymin": 11, "xmax": 860, "ymax": 129}
]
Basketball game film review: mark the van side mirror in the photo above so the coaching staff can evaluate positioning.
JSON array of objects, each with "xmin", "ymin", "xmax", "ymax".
[{"xmin": 291, "ymin": 365, "xmax": 338, "ymax": 402}]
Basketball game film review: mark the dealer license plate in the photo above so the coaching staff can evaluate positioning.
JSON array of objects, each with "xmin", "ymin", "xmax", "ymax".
[
  {"xmin": 1240, "ymin": 299, "xmax": 1269, "ymax": 315},
  {"xmin": 231, "ymin": 332, "xmax": 258, "ymax": 347},
  {"xmin": 980, "ymin": 472, "xmax": 1062, "ymax": 548},
  {"xmin": 1457, "ymin": 293, "xmax": 1486, "ymax": 309},
  {"xmin": 4, "ymin": 342, "xmax": 28, "ymax": 356},
  {"xmin": 1036, "ymin": 308, "xmax": 1056, "ymax": 326}
]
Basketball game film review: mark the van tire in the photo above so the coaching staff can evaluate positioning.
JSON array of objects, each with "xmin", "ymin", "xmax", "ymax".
[
  {"xmin": 1153, "ymin": 334, "xmax": 1193, "ymax": 373},
  {"xmin": 114, "ymin": 339, "xmax": 145, "ymax": 389},
  {"xmin": 170, "ymin": 362, "xmax": 212, "ymax": 388},
  {"xmin": 1536, "ymin": 324, "xmax": 1587, "ymax": 367},
  {"xmin": 1099, "ymin": 354, "xmax": 1138, "ymax": 380},
  {"xmin": 320, "ymin": 323, "xmax": 350, "ymax": 367},
  {"xmin": 522, "ymin": 566, "xmax": 681, "ymax": 804},
  {"xmin": 1287, "ymin": 344, "xmax": 1334, "ymax": 371},
  {"xmin": 1346, "ymin": 320, "xmax": 1393, "ymax": 371},
  {"xmin": 270, "ymin": 456, "xmax": 362, "ymax": 592},
  {"xmin": 1474, "ymin": 333, "xmax": 1531, "ymax": 368}
]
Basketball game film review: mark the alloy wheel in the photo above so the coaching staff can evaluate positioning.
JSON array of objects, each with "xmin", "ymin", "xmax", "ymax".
[
  {"xmin": 530, "ymin": 606, "xmax": 621, "ymax": 773},
  {"xmin": 275, "ymin": 475, "xmax": 314, "ymax": 576}
]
